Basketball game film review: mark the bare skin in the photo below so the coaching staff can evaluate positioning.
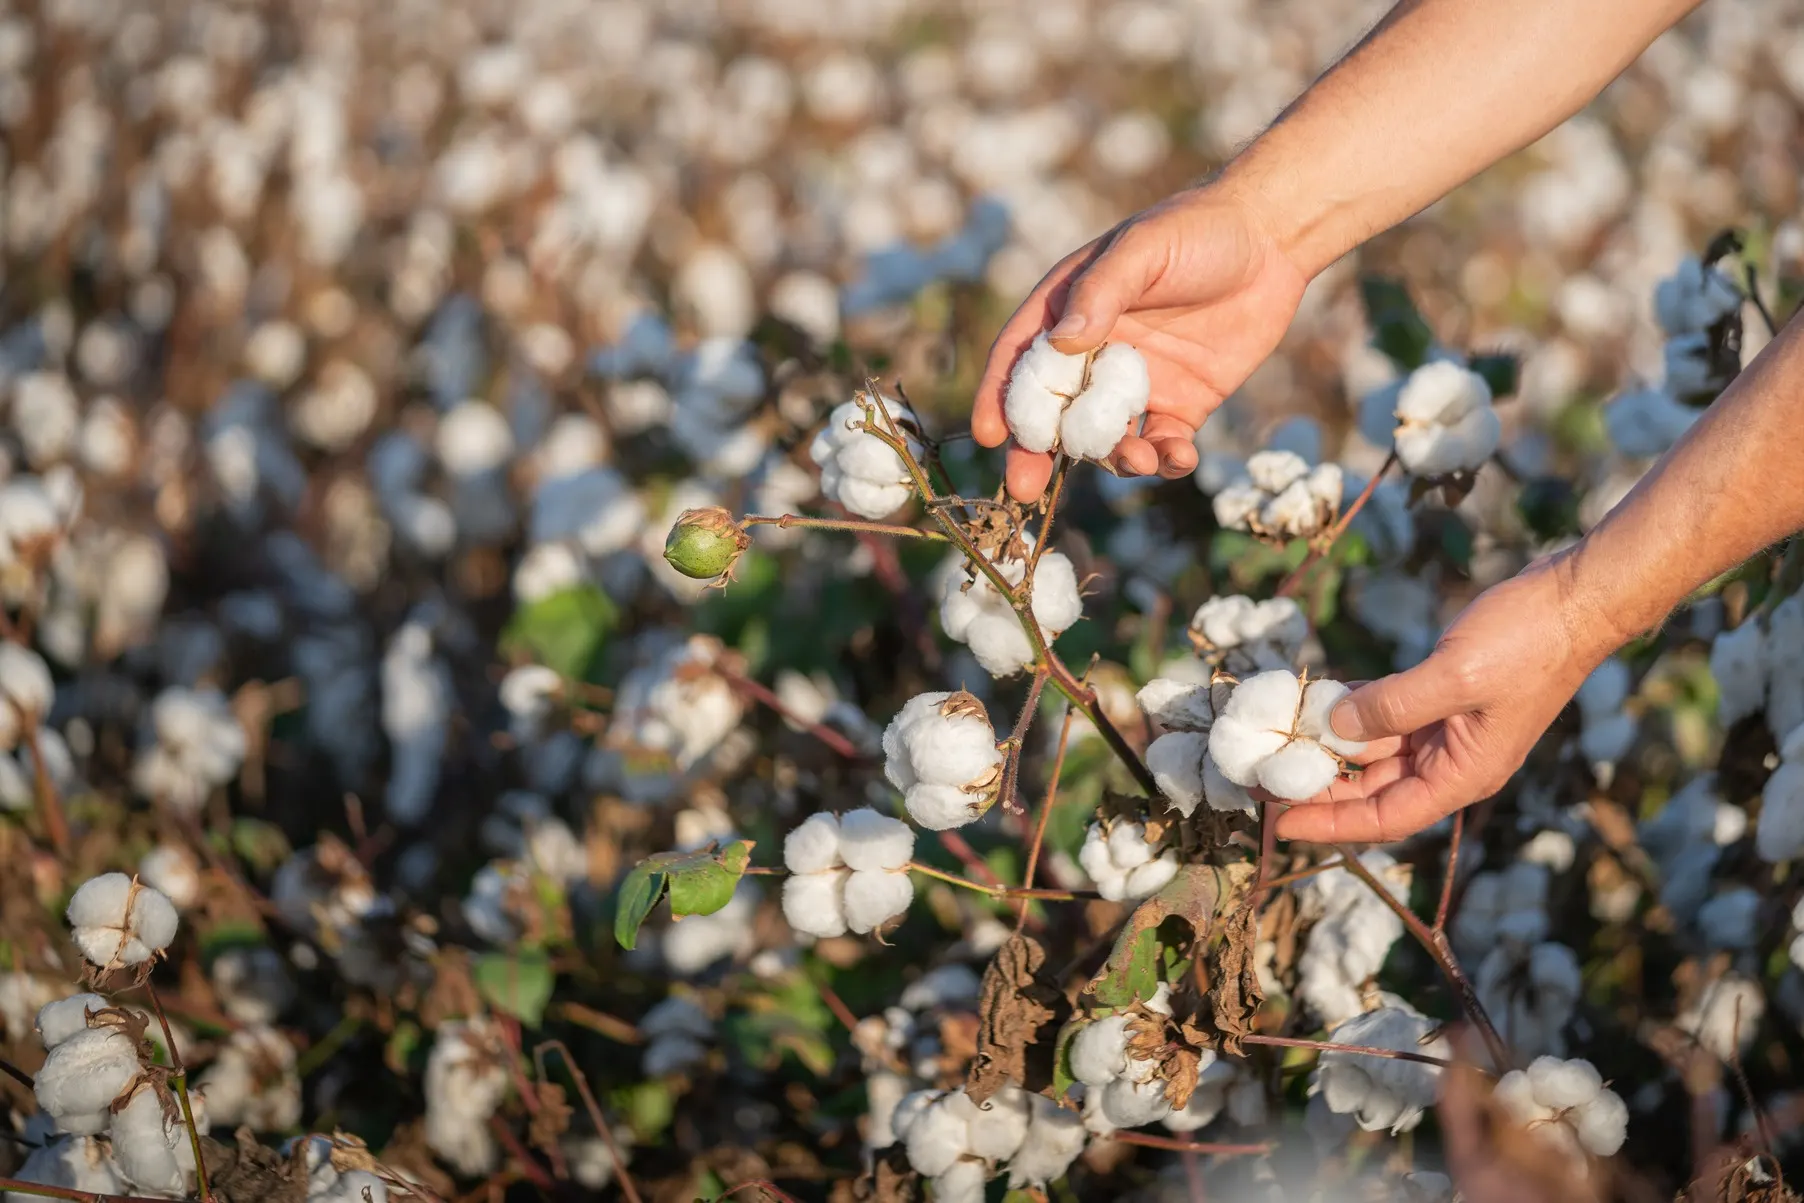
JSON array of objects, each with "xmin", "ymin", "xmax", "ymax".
[{"xmin": 968, "ymin": 0, "xmax": 1804, "ymax": 843}]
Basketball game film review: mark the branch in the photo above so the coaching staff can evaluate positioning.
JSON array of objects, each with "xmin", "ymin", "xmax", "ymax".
[
  {"xmin": 719, "ymin": 667, "xmax": 863, "ymax": 761},
  {"xmin": 1435, "ymin": 810, "xmax": 1465, "ymax": 934},
  {"xmin": 0, "ymin": 1178, "xmax": 175, "ymax": 1203},
  {"xmin": 1241, "ymin": 1032, "xmax": 1471, "ymax": 1072},
  {"xmin": 742, "ymin": 514, "xmax": 947, "ymax": 541},
  {"xmin": 1276, "ymin": 450, "xmax": 1398, "ymax": 599},
  {"xmin": 1045, "ymin": 660, "xmax": 1160, "ymax": 796},
  {"xmin": 1021, "ymin": 688, "xmax": 1084, "ymax": 896},
  {"xmin": 1336, "ymin": 847, "xmax": 1509, "ymax": 1070},
  {"xmin": 1109, "ymin": 1132, "xmax": 1273, "ymax": 1156},
  {"xmin": 907, "ymin": 860, "xmax": 1093, "ymax": 902},
  {"xmin": 533, "ymin": 1042, "xmax": 643, "ymax": 1203},
  {"xmin": 144, "ymin": 984, "xmax": 211, "ymax": 1203},
  {"xmin": 22, "ymin": 719, "xmax": 67, "ymax": 858},
  {"xmin": 996, "ymin": 667, "xmax": 1050, "ymax": 816}
]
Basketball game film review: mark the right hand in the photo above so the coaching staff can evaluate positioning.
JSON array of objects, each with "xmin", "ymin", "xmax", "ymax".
[{"xmin": 971, "ymin": 184, "xmax": 1310, "ymax": 502}]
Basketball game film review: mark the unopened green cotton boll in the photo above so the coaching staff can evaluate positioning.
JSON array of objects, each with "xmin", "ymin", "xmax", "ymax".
[{"xmin": 662, "ymin": 506, "xmax": 750, "ymax": 582}]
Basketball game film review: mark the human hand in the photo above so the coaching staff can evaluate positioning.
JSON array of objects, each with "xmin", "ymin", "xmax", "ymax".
[
  {"xmin": 971, "ymin": 184, "xmax": 1310, "ymax": 502},
  {"xmin": 1273, "ymin": 554, "xmax": 1620, "ymax": 844}
]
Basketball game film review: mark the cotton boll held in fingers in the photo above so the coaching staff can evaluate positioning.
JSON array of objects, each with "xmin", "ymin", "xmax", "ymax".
[
  {"xmin": 1004, "ymin": 334, "xmax": 1086, "ymax": 454},
  {"xmin": 1058, "ymin": 343, "xmax": 1150, "ymax": 461}
]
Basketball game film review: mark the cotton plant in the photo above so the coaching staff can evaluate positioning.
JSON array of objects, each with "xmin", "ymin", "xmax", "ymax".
[
  {"xmin": 1451, "ymin": 860, "xmax": 1552, "ymax": 962},
  {"xmin": 198, "ymin": 1025, "xmax": 303, "ymax": 1131},
  {"xmin": 1207, "ymin": 669, "xmax": 1367, "ymax": 801},
  {"xmin": 129, "ymin": 685, "xmax": 248, "ymax": 813},
  {"xmin": 1076, "ymin": 818, "xmax": 1179, "ymax": 901},
  {"xmin": 1140, "ymin": 675, "xmax": 1254, "ymax": 817},
  {"xmin": 1383, "ymin": 360, "xmax": 1503, "ymax": 479},
  {"xmin": 1295, "ymin": 852, "xmax": 1408, "ymax": 1026},
  {"xmin": 1002, "ymin": 335, "xmax": 1152, "ymax": 461},
  {"xmin": 1492, "ymin": 1057, "xmax": 1629, "ymax": 1175},
  {"xmin": 1211, "ymin": 450, "xmax": 1343, "ymax": 541},
  {"xmin": 1312, "ymin": 996, "xmax": 1451, "ymax": 1134},
  {"xmin": 1163, "ymin": 1054, "xmax": 1266, "ymax": 1134},
  {"xmin": 1677, "ymin": 971, "xmax": 1765, "ymax": 1061},
  {"xmin": 881, "ymin": 691, "xmax": 1003, "ymax": 830},
  {"xmin": 1573, "ymin": 657, "xmax": 1637, "ymax": 779},
  {"xmin": 809, "ymin": 396, "xmax": 925, "ymax": 520},
  {"xmin": 597, "ymin": 634, "xmax": 746, "ymax": 801},
  {"xmin": 937, "ymin": 546, "xmax": 1083, "ymax": 677},
  {"xmin": 779, "ymin": 808, "xmax": 916, "ymax": 938}
]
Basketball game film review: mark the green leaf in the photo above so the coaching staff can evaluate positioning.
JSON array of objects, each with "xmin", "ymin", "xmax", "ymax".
[
  {"xmin": 1469, "ymin": 351, "xmax": 1520, "ymax": 399},
  {"xmin": 609, "ymin": 1080, "xmax": 674, "ymax": 1143},
  {"xmin": 1359, "ymin": 276, "xmax": 1435, "ymax": 371},
  {"xmin": 1049, "ymin": 1015, "xmax": 1084, "ymax": 1104},
  {"xmin": 1090, "ymin": 924, "xmax": 1161, "ymax": 1009},
  {"xmin": 502, "ymin": 584, "xmax": 617, "ymax": 680},
  {"xmin": 613, "ymin": 841, "xmax": 757, "ymax": 949},
  {"xmin": 1086, "ymin": 864, "xmax": 1244, "ymax": 1008},
  {"xmin": 473, "ymin": 950, "xmax": 555, "ymax": 1027}
]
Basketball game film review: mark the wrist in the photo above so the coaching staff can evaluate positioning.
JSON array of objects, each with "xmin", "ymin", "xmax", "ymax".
[
  {"xmin": 1214, "ymin": 143, "xmax": 1361, "ymax": 281},
  {"xmin": 1550, "ymin": 532, "xmax": 1667, "ymax": 666}
]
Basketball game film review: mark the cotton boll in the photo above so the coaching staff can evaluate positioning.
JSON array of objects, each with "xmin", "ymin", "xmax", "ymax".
[
  {"xmin": 1147, "ymin": 731, "xmax": 1207, "ymax": 815},
  {"xmin": 5, "ymin": 1136, "xmax": 123, "ymax": 1203},
  {"xmin": 1298, "ymin": 678, "xmax": 1365, "ymax": 758},
  {"xmin": 211, "ymin": 946, "xmax": 295, "ymax": 1025},
  {"xmin": 1655, "ymin": 257, "xmax": 1742, "ymax": 336},
  {"xmin": 1758, "ymin": 762, "xmax": 1804, "ymax": 862},
  {"xmin": 1027, "ymin": 553, "xmax": 1084, "ymax": 634},
  {"xmin": 36, "ymin": 1027, "xmax": 142, "ymax": 1119},
  {"xmin": 113, "ymin": 1081, "xmax": 203, "ymax": 1195},
  {"xmin": 1679, "ymin": 973, "xmax": 1765, "ymax": 1061},
  {"xmin": 1125, "ymin": 854, "xmax": 1178, "ymax": 898},
  {"xmin": 902, "ymin": 1094, "xmax": 973, "ymax": 1177},
  {"xmin": 964, "ymin": 1084, "xmax": 1031, "ymax": 1160},
  {"xmin": 435, "ymin": 401, "xmax": 514, "ymax": 478},
  {"xmin": 198, "ymin": 1025, "xmax": 302, "ymax": 1131},
  {"xmin": 882, "ymin": 692, "xmax": 1002, "ymax": 829},
  {"xmin": 783, "ymin": 812, "xmax": 843, "ymax": 874},
  {"xmin": 1059, "ymin": 343, "xmax": 1150, "ymax": 460},
  {"xmin": 838, "ymin": 808, "xmax": 914, "ymax": 872},
  {"xmin": 1255, "ymin": 741, "xmax": 1336, "ymax": 800},
  {"xmin": 1138, "ymin": 678, "xmax": 1220, "ymax": 733},
  {"xmin": 34, "ymin": 994, "xmax": 106, "ymax": 1050},
  {"xmin": 843, "ymin": 869, "xmax": 913, "ymax": 934},
  {"xmin": 781, "ymin": 870, "xmax": 847, "ymax": 939},
  {"xmin": 1004, "ymin": 335, "xmax": 1085, "ymax": 453},
  {"xmin": 66, "ymin": 872, "xmax": 180, "ymax": 968},
  {"xmin": 1393, "ymin": 361, "xmax": 1501, "ymax": 477},
  {"xmin": 138, "ymin": 845, "xmax": 201, "ymax": 910},
  {"xmin": 810, "ymin": 398, "xmax": 922, "ymax": 520},
  {"xmin": 1100, "ymin": 1075, "xmax": 1172, "ymax": 1128},
  {"xmin": 1605, "ymin": 387, "xmax": 1699, "ymax": 459},
  {"xmin": 423, "ymin": 1019, "xmax": 509, "ymax": 1177},
  {"xmin": 1070, "ymin": 1015, "xmax": 1129, "ymax": 1086},
  {"xmin": 1525, "ymin": 1055, "xmax": 1602, "ymax": 1110},
  {"xmin": 1006, "ymin": 1094, "xmax": 1087, "ymax": 1187}
]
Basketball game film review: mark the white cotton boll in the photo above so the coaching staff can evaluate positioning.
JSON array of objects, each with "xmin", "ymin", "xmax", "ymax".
[
  {"xmin": 1079, "ymin": 825, "xmax": 1128, "ymax": 900},
  {"xmin": 1107, "ymin": 822, "xmax": 1155, "ymax": 869},
  {"xmin": 1571, "ymin": 1087, "xmax": 1629, "ymax": 1157},
  {"xmin": 1147, "ymin": 731, "xmax": 1206, "ymax": 816},
  {"xmin": 1256, "ymin": 741, "xmax": 1339, "ymax": 800},
  {"xmin": 1393, "ymin": 362, "xmax": 1500, "ymax": 477},
  {"xmin": 1711, "ymin": 619, "xmax": 1767, "ymax": 726},
  {"xmin": 1059, "ymin": 343, "xmax": 1151, "ymax": 460},
  {"xmin": 0, "ymin": 643, "xmax": 52, "ymax": 724},
  {"xmin": 199, "ymin": 1025, "xmax": 301, "ymax": 1131},
  {"xmin": 892, "ymin": 1089, "xmax": 942, "ymax": 1142},
  {"xmin": 1211, "ymin": 483, "xmax": 1264, "ymax": 531},
  {"xmin": 1299, "ymin": 679, "xmax": 1365, "ymax": 758},
  {"xmin": 113, "ymin": 1082, "xmax": 202, "ymax": 1195},
  {"xmin": 966, "ymin": 1084, "xmax": 1032, "ymax": 1160},
  {"xmin": 434, "ymin": 402, "xmax": 514, "ymax": 477},
  {"xmin": 1758, "ymin": 762, "xmax": 1804, "ymax": 862},
  {"xmin": 1100, "ymin": 1075, "xmax": 1172, "ymax": 1129},
  {"xmin": 1605, "ymin": 387, "xmax": 1699, "ymax": 459},
  {"xmin": 1138, "ymin": 678, "xmax": 1218, "ymax": 732},
  {"xmin": 1664, "ymin": 335, "xmax": 1714, "ymax": 398},
  {"xmin": 1525, "ymin": 1055, "xmax": 1602, "ymax": 1110},
  {"xmin": 810, "ymin": 399, "xmax": 922, "ymax": 520},
  {"xmin": 1070, "ymin": 1015, "xmax": 1130, "ymax": 1086},
  {"xmin": 844, "ymin": 870, "xmax": 913, "ymax": 934},
  {"xmin": 138, "ymin": 845, "xmax": 201, "ymax": 910},
  {"xmin": 6, "ymin": 1135, "xmax": 123, "ymax": 1203},
  {"xmin": 36, "ymin": 1027, "xmax": 142, "ymax": 1117},
  {"xmin": 1315, "ymin": 1002, "xmax": 1449, "ymax": 1134},
  {"xmin": 211, "ymin": 946, "xmax": 295, "ymax": 1025},
  {"xmin": 67, "ymin": 873, "xmax": 180, "ymax": 968},
  {"xmin": 1008, "ymin": 1095, "xmax": 1088, "ymax": 1188},
  {"xmin": 781, "ymin": 870, "xmax": 847, "ymax": 939},
  {"xmin": 1246, "ymin": 451, "xmax": 1309, "ymax": 494},
  {"xmin": 1207, "ymin": 670, "xmax": 1302, "ymax": 786},
  {"xmin": 1125, "ymin": 853, "xmax": 1179, "ymax": 898},
  {"xmin": 1028, "ymin": 553, "xmax": 1084, "ymax": 634},
  {"xmin": 35, "ymin": 994, "xmax": 106, "ymax": 1049},
  {"xmin": 1005, "ymin": 335, "xmax": 1087, "ymax": 452},
  {"xmin": 1680, "ymin": 973, "xmax": 1765, "ymax": 1061},
  {"xmin": 905, "ymin": 783, "xmax": 981, "ymax": 831},
  {"xmin": 904, "ymin": 1095, "xmax": 973, "ymax": 1177},
  {"xmin": 839, "ymin": 809, "xmax": 914, "ymax": 872},
  {"xmin": 929, "ymin": 1159, "xmax": 986, "ymax": 1203},
  {"xmin": 784, "ymin": 812, "xmax": 843, "ymax": 874},
  {"xmin": 1655, "ymin": 257, "xmax": 1742, "ymax": 336}
]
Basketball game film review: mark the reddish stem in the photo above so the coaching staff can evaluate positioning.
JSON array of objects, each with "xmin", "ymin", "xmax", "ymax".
[
  {"xmin": 533, "ymin": 1042, "xmax": 643, "ymax": 1203},
  {"xmin": 721, "ymin": 669, "xmax": 862, "ymax": 761},
  {"xmin": 714, "ymin": 1181, "xmax": 803, "ymax": 1203},
  {"xmin": 997, "ymin": 668, "xmax": 1050, "ymax": 817},
  {"xmin": 1241, "ymin": 1032, "xmax": 1468, "ymax": 1071},
  {"xmin": 938, "ymin": 829, "xmax": 1002, "ymax": 888},
  {"xmin": 1021, "ymin": 698, "xmax": 1081, "ymax": 896},
  {"xmin": 1276, "ymin": 450, "xmax": 1398, "ymax": 599},
  {"xmin": 1110, "ymin": 1132, "xmax": 1273, "ymax": 1156},
  {"xmin": 1435, "ymin": 810, "xmax": 1465, "ymax": 933}
]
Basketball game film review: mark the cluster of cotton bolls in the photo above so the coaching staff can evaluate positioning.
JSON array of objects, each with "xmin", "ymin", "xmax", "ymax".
[
  {"xmin": 881, "ymin": 691, "xmax": 1004, "ymax": 830},
  {"xmin": 937, "ymin": 545, "xmax": 1084, "ymax": 677},
  {"xmin": 780, "ymin": 807, "xmax": 916, "ymax": 938},
  {"xmin": 1492, "ymin": 1057, "xmax": 1630, "ymax": 1175},
  {"xmin": 1207, "ymin": 670, "xmax": 1366, "ymax": 802},
  {"xmin": 892, "ymin": 1082, "xmax": 1087, "ymax": 1201},
  {"xmin": 1003, "ymin": 336, "xmax": 1152, "ymax": 462},
  {"xmin": 1139, "ymin": 676, "xmax": 1254, "ymax": 817},
  {"xmin": 1605, "ymin": 256, "xmax": 1746, "ymax": 458},
  {"xmin": 1295, "ymin": 853, "xmax": 1408, "ymax": 1026},
  {"xmin": 1076, "ymin": 818, "xmax": 1178, "ymax": 901},
  {"xmin": 1311, "ymin": 996, "xmax": 1450, "ymax": 1134},
  {"xmin": 1211, "ymin": 451, "xmax": 1344, "ymax": 541}
]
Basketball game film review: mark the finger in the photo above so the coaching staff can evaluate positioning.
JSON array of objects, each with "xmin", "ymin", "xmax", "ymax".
[
  {"xmin": 1004, "ymin": 446, "xmax": 1056, "ymax": 503},
  {"xmin": 1108, "ymin": 435, "xmax": 1160, "ymax": 478},
  {"xmin": 1134, "ymin": 413, "xmax": 1198, "ymax": 479},
  {"xmin": 1347, "ymin": 734, "xmax": 1408, "ymax": 764},
  {"xmin": 1272, "ymin": 773, "xmax": 1462, "ymax": 843},
  {"xmin": 1047, "ymin": 225, "xmax": 1163, "ymax": 354},
  {"xmin": 973, "ymin": 243, "xmax": 1106, "ymax": 447},
  {"xmin": 1331, "ymin": 654, "xmax": 1476, "ymax": 744}
]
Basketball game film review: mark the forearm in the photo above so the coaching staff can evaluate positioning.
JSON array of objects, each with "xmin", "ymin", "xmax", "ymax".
[
  {"xmin": 1566, "ymin": 315, "xmax": 1804, "ymax": 655},
  {"xmin": 1219, "ymin": 0, "xmax": 1702, "ymax": 276}
]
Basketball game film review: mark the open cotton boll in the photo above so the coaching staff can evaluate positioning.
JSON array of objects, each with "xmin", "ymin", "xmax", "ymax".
[
  {"xmin": 1711, "ymin": 619, "xmax": 1767, "ymax": 726},
  {"xmin": 1189, "ymin": 594, "xmax": 1308, "ymax": 672},
  {"xmin": 882, "ymin": 692, "xmax": 1002, "ymax": 830},
  {"xmin": 843, "ymin": 869, "xmax": 913, "ymax": 934},
  {"xmin": 809, "ymin": 398, "xmax": 923, "ymax": 520},
  {"xmin": 34, "ymin": 994, "xmax": 106, "ymax": 1050},
  {"xmin": 113, "ymin": 1081, "xmax": 204, "ymax": 1195},
  {"xmin": 424, "ymin": 1019, "xmax": 509, "ymax": 1176},
  {"xmin": 1208, "ymin": 671, "xmax": 1365, "ymax": 800},
  {"xmin": 838, "ymin": 808, "xmax": 914, "ymax": 872},
  {"xmin": 1070, "ymin": 1014, "xmax": 1130, "ymax": 1086},
  {"xmin": 781, "ymin": 868, "xmax": 848, "ymax": 939},
  {"xmin": 5, "ymin": 1136, "xmax": 123, "ymax": 1203},
  {"xmin": 1655, "ymin": 257, "xmax": 1742, "ymax": 336},
  {"xmin": 929, "ymin": 1158, "xmax": 986, "ymax": 1203},
  {"xmin": 1007, "ymin": 1094, "xmax": 1089, "ymax": 1188},
  {"xmin": 964, "ymin": 1083, "xmax": 1032, "ymax": 1160},
  {"xmin": 1678, "ymin": 972, "xmax": 1765, "ymax": 1061},
  {"xmin": 137, "ymin": 845, "xmax": 201, "ymax": 911},
  {"xmin": 902, "ymin": 1092, "xmax": 974, "ymax": 1178},
  {"xmin": 1004, "ymin": 334, "xmax": 1089, "ymax": 454},
  {"xmin": 1393, "ymin": 361, "xmax": 1501, "ymax": 477},
  {"xmin": 67, "ymin": 873, "xmax": 180, "ymax": 968},
  {"xmin": 35, "ymin": 1027, "xmax": 141, "ymax": 1118},
  {"xmin": 0, "ymin": 643, "xmax": 52, "ymax": 731},
  {"xmin": 783, "ymin": 812, "xmax": 843, "ymax": 874},
  {"xmin": 1138, "ymin": 677, "xmax": 1223, "ymax": 733},
  {"xmin": 1314, "ymin": 1001, "xmax": 1451, "ymax": 1134},
  {"xmin": 1059, "ymin": 343, "xmax": 1150, "ymax": 460},
  {"xmin": 1605, "ymin": 387, "xmax": 1699, "ymax": 458},
  {"xmin": 199, "ymin": 1025, "xmax": 302, "ymax": 1131},
  {"xmin": 1100, "ymin": 1075, "xmax": 1173, "ymax": 1129}
]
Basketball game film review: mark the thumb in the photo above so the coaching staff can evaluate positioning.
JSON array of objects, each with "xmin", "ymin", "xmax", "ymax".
[
  {"xmin": 1046, "ymin": 227, "xmax": 1159, "ymax": 353},
  {"xmin": 1331, "ymin": 654, "xmax": 1474, "ymax": 743}
]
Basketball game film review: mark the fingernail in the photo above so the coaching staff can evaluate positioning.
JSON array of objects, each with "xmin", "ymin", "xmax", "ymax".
[
  {"xmin": 1049, "ymin": 313, "xmax": 1087, "ymax": 342},
  {"xmin": 1330, "ymin": 698, "xmax": 1368, "ymax": 743}
]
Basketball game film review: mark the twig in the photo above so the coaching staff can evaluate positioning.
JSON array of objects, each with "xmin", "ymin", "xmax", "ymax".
[
  {"xmin": 908, "ymin": 860, "xmax": 1091, "ymax": 902},
  {"xmin": 0, "ymin": 1057, "xmax": 32, "ymax": 1091},
  {"xmin": 534, "ymin": 1041, "xmax": 642, "ymax": 1203},
  {"xmin": 487, "ymin": 1116, "xmax": 554, "ymax": 1191},
  {"xmin": 144, "ymin": 984, "xmax": 211, "ymax": 1203},
  {"xmin": 550, "ymin": 1002, "xmax": 641, "ymax": 1044},
  {"xmin": 1335, "ymin": 847, "xmax": 1509, "ymax": 1070},
  {"xmin": 1182, "ymin": 1151, "xmax": 1208, "ymax": 1203},
  {"xmin": 1109, "ymin": 1132, "xmax": 1273, "ymax": 1156},
  {"xmin": 1276, "ymin": 450, "xmax": 1398, "ymax": 599},
  {"xmin": 742, "ymin": 514, "xmax": 947, "ymax": 541},
  {"xmin": 713, "ymin": 1181, "xmax": 803, "ymax": 1203},
  {"xmin": 0, "ymin": 1179, "xmax": 174, "ymax": 1203},
  {"xmin": 1435, "ymin": 810, "xmax": 1465, "ymax": 934},
  {"xmin": 1257, "ymin": 857, "xmax": 1346, "ymax": 891},
  {"xmin": 1241, "ymin": 1032, "xmax": 1470, "ymax": 1072},
  {"xmin": 719, "ymin": 668, "xmax": 862, "ymax": 761},
  {"xmin": 996, "ymin": 667, "xmax": 1050, "ymax": 816},
  {"xmin": 22, "ymin": 719, "xmax": 67, "ymax": 858},
  {"xmin": 1251, "ymin": 800, "xmax": 1281, "ymax": 902},
  {"xmin": 937, "ymin": 829, "xmax": 1002, "ymax": 887},
  {"xmin": 1021, "ymin": 694, "xmax": 1082, "ymax": 897},
  {"xmin": 1026, "ymin": 453, "xmax": 1070, "ymax": 583},
  {"xmin": 1044, "ymin": 657, "xmax": 1160, "ymax": 796},
  {"xmin": 811, "ymin": 974, "xmax": 860, "ymax": 1034}
]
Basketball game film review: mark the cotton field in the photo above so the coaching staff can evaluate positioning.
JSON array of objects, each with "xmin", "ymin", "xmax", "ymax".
[{"xmin": 0, "ymin": 0, "xmax": 1802, "ymax": 1201}]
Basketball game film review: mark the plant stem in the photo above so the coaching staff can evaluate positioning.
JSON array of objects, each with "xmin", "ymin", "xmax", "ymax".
[
  {"xmin": 144, "ymin": 984, "xmax": 211, "ymax": 1203},
  {"xmin": 907, "ymin": 860, "xmax": 1090, "ymax": 902},
  {"xmin": 719, "ymin": 668, "xmax": 862, "ymax": 761},
  {"xmin": 1044, "ymin": 663, "xmax": 1160, "ymax": 796},
  {"xmin": 22, "ymin": 719, "xmax": 67, "ymax": 858},
  {"xmin": 1109, "ymin": 1132, "xmax": 1273, "ymax": 1156},
  {"xmin": 1335, "ymin": 846, "xmax": 1509, "ymax": 1070},
  {"xmin": 1257, "ymin": 858, "xmax": 1345, "ymax": 891},
  {"xmin": 534, "ymin": 1041, "xmax": 643, "ymax": 1203},
  {"xmin": 549, "ymin": 1002, "xmax": 642, "ymax": 1045},
  {"xmin": 997, "ymin": 668, "xmax": 1050, "ymax": 816},
  {"xmin": 1435, "ymin": 810, "xmax": 1465, "ymax": 934},
  {"xmin": 742, "ymin": 514, "xmax": 947, "ymax": 541},
  {"xmin": 0, "ymin": 1179, "xmax": 174, "ymax": 1203},
  {"xmin": 1745, "ymin": 262, "xmax": 1782, "ymax": 338},
  {"xmin": 0, "ymin": 1057, "xmax": 32, "ymax": 1091},
  {"xmin": 1276, "ymin": 450, "xmax": 1398, "ymax": 599},
  {"xmin": 293, "ymin": 1011, "xmax": 362, "ymax": 1078},
  {"xmin": 1240, "ymin": 1033, "xmax": 1469, "ymax": 1072},
  {"xmin": 1026, "ymin": 454, "xmax": 1070, "ymax": 584},
  {"xmin": 1021, "ymin": 695, "xmax": 1082, "ymax": 897}
]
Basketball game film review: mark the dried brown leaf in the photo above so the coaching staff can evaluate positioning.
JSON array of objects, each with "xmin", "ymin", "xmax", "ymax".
[
  {"xmin": 966, "ymin": 933, "xmax": 1070, "ymax": 1105},
  {"xmin": 1208, "ymin": 898, "xmax": 1265, "ymax": 1056},
  {"xmin": 527, "ymin": 1081, "xmax": 574, "ymax": 1157}
]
